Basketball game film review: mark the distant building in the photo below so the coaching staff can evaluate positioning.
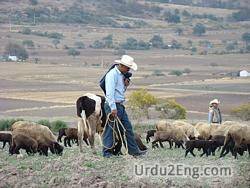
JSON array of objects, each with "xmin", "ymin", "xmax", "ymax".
[
  {"xmin": 239, "ymin": 70, "xmax": 250, "ymax": 77},
  {"xmin": 8, "ymin": 55, "xmax": 17, "ymax": 61}
]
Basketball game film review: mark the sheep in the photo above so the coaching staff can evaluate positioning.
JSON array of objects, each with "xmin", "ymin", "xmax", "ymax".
[
  {"xmin": 152, "ymin": 128, "xmax": 189, "ymax": 149},
  {"xmin": 185, "ymin": 140, "xmax": 216, "ymax": 157},
  {"xmin": 173, "ymin": 120, "xmax": 200, "ymax": 140},
  {"xmin": 194, "ymin": 122, "xmax": 219, "ymax": 140},
  {"xmin": 57, "ymin": 128, "xmax": 67, "ymax": 142},
  {"xmin": 221, "ymin": 124, "xmax": 250, "ymax": 159},
  {"xmin": 9, "ymin": 133, "xmax": 38, "ymax": 155},
  {"xmin": 155, "ymin": 120, "xmax": 172, "ymax": 131},
  {"xmin": 57, "ymin": 128, "xmax": 89, "ymax": 147},
  {"xmin": 11, "ymin": 121, "xmax": 64, "ymax": 156},
  {"xmin": 146, "ymin": 130, "xmax": 156, "ymax": 143},
  {"xmin": 108, "ymin": 132, "xmax": 147, "ymax": 156},
  {"xmin": 0, "ymin": 132, "xmax": 12, "ymax": 149},
  {"xmin": 134, "ymin": 133, "xmax": 147, "ymax": 151}
]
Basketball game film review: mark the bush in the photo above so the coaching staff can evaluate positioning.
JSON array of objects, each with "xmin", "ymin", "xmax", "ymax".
[
  {"xmin": 231, "ymin": 103, "xmax": 250, "ymax": 121},
  {"xmin": 183, "ymin": 68, "xmax": 191, "ymax": 74},
  {"xmin": 22, "ymin": 40, "xmax": 34, "ymax": 48},
  {"xmin": 90, "ymin": 40, "xmax": 105, "ymax": 49},
  {"xmin": 5, "ymin": 42, "xmax": 29, "ymax": 60},
  {"xmin": 155, "ymin": 99, "xmax": 186, "ymax": 119},
  {"xmin": 21, "ymin": 27, "xmax": 31, "ymax": 35},
  {"xmin": 51, "ymin": 120, "xmax": 68, "ymax": 132},
  {"xmin": 0, "ymin": 118, "xmax": 24, "ymax": 131},
  {"xmin": 128, "ymin": 89, "xmax": 157, "ymax": 119},
  {"xmin": 152, "ymin": 70, "xmax": 165, "ymax": 76},
  {"xmin": 169, "ymin": 70, "xmax": 183, "ymax": 76},
  {"xmin": 37, "ymin": 119, "xmax": 51, "ymax": 129},
  {"xmin": 113, "ymin": 48, "xmax": 126, "ymax": 56},
  {"xmin": 149, "ymin": 35, "xmax": 164, "ymax": 48},
  {"xmin": 67, "ymin": 48, "xmax": 80, "ymax": 57},
  {"xmin": 193, "ymin": 23, "xmax": 206, "ymax": 36}
]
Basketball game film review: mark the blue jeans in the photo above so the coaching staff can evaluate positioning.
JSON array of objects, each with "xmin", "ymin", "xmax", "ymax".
[{"xmin": 102, "ymin": 102, "xmax": 140, "ymax": 157}]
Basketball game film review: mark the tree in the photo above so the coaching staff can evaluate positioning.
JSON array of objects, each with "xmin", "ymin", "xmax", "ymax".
[
  {"xmin": 193, "ymin": 23, "xmax": 206, "ymax": 36},
  {"xmin": 52, "ymin": 39, "xmax": 60, "ymax": 48},
  {"xmin": 149, "ymin": 35, "xmax": 164, "ymax": 48},
  {"xmin": 74, "ymin": 41, "xmax": 85, "ymax": 49},
  {"xmin": 242, "ymin": 32, "xmax": 250, "ymax": 47},
  {"xmin": 175, "ymin": 27, "xmax": 183, "ymax": 36},
  {"xmin": 29, "ymin": 0, "xmax": 38, "ymax": 5},
  {"xmin": 22, "ymin": 40, "xmax": 34, "ymax": 48},
  {"xmin": 155, "ymin": 99, "xmax": 186, "ymax": 119},
  {"xmin": 102, "ymin": 34, "xmax": 113, "ymax": 48},
  {"xmin": 21, "ymin": 27, "xmax": 31, "ymax": 35},
  {"xmin": 5, "ymin": 42, "xmax": 28, "ymax": 60},
  {"xmin": 164, "ymin": 11, "xmax": 180, "ymax": 23},
  {"xmin": 67, "ymin": 48, "xmax": 80, "ymax": 58},
  {"xmin": 128, "ymin": 89, "xmax": 157, "ymax": 119}
]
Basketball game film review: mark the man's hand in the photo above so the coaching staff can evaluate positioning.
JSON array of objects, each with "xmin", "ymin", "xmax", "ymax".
[
  {"xmin": 111, "ymin": 109, "xmax": 117, "ymax": 117},
  {"xmin": 124, "ymin": 78, "xmax": 130, "ymax": 87}
]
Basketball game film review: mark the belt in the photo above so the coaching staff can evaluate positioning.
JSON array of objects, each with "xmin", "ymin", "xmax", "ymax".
[{"xmin": 115, "ymin": 102, "xmax": 124, "ymax": 105}]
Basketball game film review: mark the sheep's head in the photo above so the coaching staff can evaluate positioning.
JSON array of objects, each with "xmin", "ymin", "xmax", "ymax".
[{"xmin": 53, "ymin": 142, "xmax": 64, "ymax": 156}]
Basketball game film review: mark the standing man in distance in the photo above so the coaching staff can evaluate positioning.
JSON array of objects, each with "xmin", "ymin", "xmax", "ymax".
[{"xmin": 208, "ymin": 99, "xmax": 222, "ymax": 124}]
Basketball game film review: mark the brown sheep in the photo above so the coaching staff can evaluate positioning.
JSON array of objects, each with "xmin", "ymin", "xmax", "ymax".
[
  {"xmin": 0, "ymin": 132, "xmax": 12, "ymax": 149},
  {"xmin": 152, "ymin": 128, "xmax": 189, "ymax": 149},
  {"xmin": 11, "ymin": 121, "xmax": 63, "ymax": 156},
  {"xmin": 155, "ymin": 120, "xmax": 172, "ymax": 131},
  {"xmin": 194, "ymin": 122, "xmax": 219, "ymax": 140},
  {"xmin": 64, "ymin": 128, "xmax": 89, "ymax": 147},
  {"xmin": 221, "ymin": 124, "xmax": 250, "ymax": 159},
  {"xmin": 146, "ymin": 130, "xmax": 156, "ymax": 143},
  {"xmin": 134, "ymin": 133, "xmax": 147, "ymax": 151},
  {"xmin": 173, "ymin": 120, "xmax": 200, "ymax": 140},
  {"xmin": 9, "ymin": 133, "xmax": 38, "ymax": 155}
]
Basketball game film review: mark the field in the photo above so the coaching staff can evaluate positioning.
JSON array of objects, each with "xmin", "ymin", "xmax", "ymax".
[{"xmin": 0, "ymin": 0, "xmax": 250, "ymax": 187}]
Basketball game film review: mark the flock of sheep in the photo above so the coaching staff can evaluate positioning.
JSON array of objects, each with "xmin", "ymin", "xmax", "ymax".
[
  {"xmin": 147, "ymin": 120, "xmax": 250, "ymax": 158},
  {"xmin": 0, "ymin": 120, "xmax": 249, "ymax": 159}
]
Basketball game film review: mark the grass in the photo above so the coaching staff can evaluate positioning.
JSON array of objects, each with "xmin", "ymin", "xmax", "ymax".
[{"xmin": 0, "ymin": 130, "xmax": 249, "ymax": 187}]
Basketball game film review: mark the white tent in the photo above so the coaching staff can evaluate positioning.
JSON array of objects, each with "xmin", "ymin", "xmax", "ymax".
[{"xmin": 239, "ymin": 70, "xmax": 250, "ymax": 77}]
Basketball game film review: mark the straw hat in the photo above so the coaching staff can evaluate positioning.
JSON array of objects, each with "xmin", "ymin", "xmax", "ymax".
[
  {"xmin": 115, "ymin": 55, "xmax": 137, "ymax": 71},
  {"xmin": 209, "ymin": 99, "xmax": 220, "ymax": 105}
]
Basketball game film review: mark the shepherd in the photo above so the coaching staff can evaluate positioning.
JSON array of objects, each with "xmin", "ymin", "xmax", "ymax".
[
  {"xmin": 208, "ymin": 99, "xmax": 222, "ymax": 124},
  {"xmin": 101, "ymin": 55, "xmax": 147, "ymax": 158}
]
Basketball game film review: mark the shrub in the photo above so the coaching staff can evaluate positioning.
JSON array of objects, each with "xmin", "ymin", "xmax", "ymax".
[
  {"xmin": 231, "ymin": 103, "xmax": 250, "ymax": 121},
  {"xmin": 152, "ymin": 70, "xmax": 165, "ymax": 76},
  {"xmin": 193, "ymin": 23, "xmax": 206, "ymax": 36},
  {"xmin": 51, "ymin": 120, "xmax": 68, "ymax": 132},
  {"xmin": 0, "ymin": 118, "xmax": 24, "ymax": 131},
  {"xmin": 5, "ymin": 42, "xmax": 29, "ymax": 60},
  {"xmin": 22, "ymin": 40, "xmax": 34, "ymax": 48},
  {"xmin": 67, "ymin": 48, "xmax": 80, "ymax": 57},
  {"xmin": 155, "ymin": 99, "xmax": 186, "ymax": 119},
  {"xmin": 183, "ymin": 68, "xmax": 191, "ymax": 74},
  {"xmin": 21, "ymin": 27, "xmax": 31, "ymax": 35},
  {"xmin": 47, "ymin": 32, "xmax": 63, "ymax": 39},
  {"xmin": 52, "ymin": 39, "xmax": 60, "ymax": 48},
  {"xmin": 149, "ymin": 35, "xmax": 164, "ymax": 48},
  {"xmin": 169, "ymin": 70, "xmax": 183, "ymax": 76},
  {"xmin": 128, "ymin": 89, "xmax": 157, "ymax": 119},
  {"xmin": 37, "ymin": 119, "xmax": 51, "ymax": 129},
  {"xmin": 113, "ymin": 48, "xmax": 126, "ymax": 56},
  {"xmin": 90, "ymin": 40, "xmax": 105, "ymax": 49},
  {"xmin": 75, "ymin": 41, "xmax": 85, "ymax": 49}
]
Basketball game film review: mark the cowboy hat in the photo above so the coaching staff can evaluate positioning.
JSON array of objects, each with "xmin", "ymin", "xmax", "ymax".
[
  {"xmin": 115, "ymin": 55, "xmax": 137, "ymax": 71},
  {"xmin": 209, "ymin": 99, "xmax": 220, "ymax": 105}
]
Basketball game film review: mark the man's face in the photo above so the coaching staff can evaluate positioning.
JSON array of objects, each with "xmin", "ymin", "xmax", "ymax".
[
  {"xmin": 212, "ymin": 103, "xmax": 218, "ymax": 108},
  {"xmin": 120, "ymin": 64, "xmax": 130, "ymax": 74}
]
